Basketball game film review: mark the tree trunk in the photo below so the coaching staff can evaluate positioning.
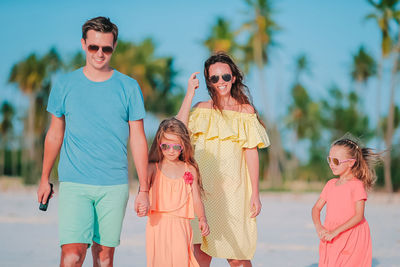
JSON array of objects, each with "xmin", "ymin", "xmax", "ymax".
[
  {"xmin": 251, "ymin": 20, "xmax": 284, "ymax": 188},
  {"xmin": 27, "ymin": 93, "xmax": 36, "ymax": 161},
  {"xmin": 376, "ymin": 58, "xmax": 383, "ymax": 149},
  {"xmin": 0, "ymin": 143, "xmax": 4, "ymax": 176},
  {"xmin": 383, "ymin": 32, "xmax": 400, "ymax": 193}
]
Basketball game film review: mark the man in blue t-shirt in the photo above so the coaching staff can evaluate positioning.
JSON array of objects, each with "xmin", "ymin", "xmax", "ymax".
[{"xmin": 37, "ymin": 16, "xmax": 150, "ymax": 267}]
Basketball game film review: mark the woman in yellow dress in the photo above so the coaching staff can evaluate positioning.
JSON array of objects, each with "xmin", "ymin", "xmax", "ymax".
[{"xmin": 176, "ymin": 52, "xmax": 270, "ymax": 267}]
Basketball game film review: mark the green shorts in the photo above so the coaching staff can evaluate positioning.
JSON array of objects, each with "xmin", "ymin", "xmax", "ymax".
[{"xmin": 58, "ymin": 182, "xmax": 129, "ymax": 247}]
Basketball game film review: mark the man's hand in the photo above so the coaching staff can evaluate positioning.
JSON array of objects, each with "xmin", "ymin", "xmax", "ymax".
[
  {"xmin": 37, "ymin": 179, "xmax": 53, "ymax": 204},
  {"xmin": 134, "ymin": 192, "xmax": 149, "ymax": 217}
]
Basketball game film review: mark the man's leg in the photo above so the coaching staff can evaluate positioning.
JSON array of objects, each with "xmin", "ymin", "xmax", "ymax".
[
  {"xmin": 60, "ymin": 243, "xmax": 88, "ymax": 267},
  {"xmin": 91, "ymin": 242, "xmax": 115, "ymax": 267},
  {"xmin": 92, "ymin": 184, "xmax": 129, "ymax": 267},
  {"xmin": 59, "ymin": 183, "xmax": 95, "ymax": 266}
]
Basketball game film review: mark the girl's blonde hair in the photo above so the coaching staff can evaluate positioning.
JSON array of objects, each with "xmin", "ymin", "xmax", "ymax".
[
  {"xmin": 149, "ymin": 117, "xmax": 204, "ymax": 195},
  {"xmin": 332, "ymin": 135, "xmax": 382, "ymax": 190}
]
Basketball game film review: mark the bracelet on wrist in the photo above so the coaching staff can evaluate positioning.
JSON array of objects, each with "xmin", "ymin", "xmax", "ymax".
[{"xmin": 138, "ymin": 186, "xmax": 149, "ymax": 193}]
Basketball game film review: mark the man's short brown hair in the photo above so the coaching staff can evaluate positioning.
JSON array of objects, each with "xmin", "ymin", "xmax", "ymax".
[{"xmin": 82, "ymin": 16, "xmax": 118, "ymax": 44}]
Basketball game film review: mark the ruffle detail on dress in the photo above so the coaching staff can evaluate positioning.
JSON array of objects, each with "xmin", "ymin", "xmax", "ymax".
[
  {"xmin": 149, "ymin": 170, "xmax": 195, "ymax": 219},
  {"xmin": 188, "ymin": 108, "xmax": 270, "ymax": 149}
]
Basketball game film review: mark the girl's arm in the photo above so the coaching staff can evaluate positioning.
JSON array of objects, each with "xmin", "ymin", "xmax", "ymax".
[
  {"xmin": 312, "ymin": 198, "xmax": 328, "ymax": 239},
  {"xmin": 176, "ymin": 72, "xmax": 199, "ymax": 126},
  {"xmin": 322, "ymin": 200, "xmax": 365, "ymax": 242},
  {"xmin": 245, "ymin": 147, "xmax": 261, "ymax": 218},
  {"xmin": 191, "ymin": 166, "xmax": 210, "ymax": 236}
]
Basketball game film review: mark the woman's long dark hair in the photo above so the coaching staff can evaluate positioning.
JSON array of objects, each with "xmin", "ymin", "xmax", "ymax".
[{"xmin": 204, "ymin": 52, "xmax": 265, "ymax": 127}]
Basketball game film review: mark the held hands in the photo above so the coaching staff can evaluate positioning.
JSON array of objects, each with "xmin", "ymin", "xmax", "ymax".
[
  {"xmin": 135, "ymin": 191, "xmax": 150, "ymax": 217},
  {"xmin": 321, "ymin": 230, "xmax": 339, "ymax": 242},
  {"xmin": 250, "ymin": 193, "xmax": 262, "ymax": 218},
  {"xmin": 187, "ymin": 72, "xmax": 200, "ymax": 96},
  {"xmin": 316, "ymin": 226, "xmax": 328, "ymax": 241},
  {"xmin": 37, "ymin": 179, "xmax": 54, "ymax": 204},
  {"xmin": 315, "ymin": 226, "xmax": 338, "ymax": 242},
  {"xmin": 198, "ymin": 216, "xmax": 210, "ymax": 236}
]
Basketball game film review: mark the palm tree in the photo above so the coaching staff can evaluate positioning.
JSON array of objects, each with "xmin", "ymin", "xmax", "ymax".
[
  {"xmin": 285, "ymin": 54, "xmax": 323, "ymax": 181},
  {"xmin": 366, "ymin": 0, "xmax": 400, "ymax": 192},
  {"xmin": 365, "ymin": 0, "xmax": 398, "ymax": 149},
  {"xmin": 383, "ymin": 24, "xmax": 400, "ymax": 193},
  {"xmin": 0, "ymin": 101, "xmax": 15, "ymax": 176},
  {"xmin": 8, "ymin": 48, "xmax": 62, "ymax": 183},
  {"xmin": 204, "ymin": 17, "xmax": 239, "ymax": 56},
  {"xmin": 241, "ymin": 0, "xmax": 283, "ymax": 187},
  {"xmin": 350, "ymin": 46, "xmax": 377, "ymax": 95},
  {"xmin": 8, "ymin": 53, "xmax": 46, "ymax": 164},
  {"xmin": 111, "ymin": 39, "xmax": 182, "ymax": 116}
]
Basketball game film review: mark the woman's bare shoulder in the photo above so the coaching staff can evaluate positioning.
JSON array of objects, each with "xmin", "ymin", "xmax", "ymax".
[
  {"xmin": 193, "ymin": 100, "xmax": 213, "ymax": 109},
  {"xmin": 240, "ymin": 104, "xmax": 255, "ymax": 114}
]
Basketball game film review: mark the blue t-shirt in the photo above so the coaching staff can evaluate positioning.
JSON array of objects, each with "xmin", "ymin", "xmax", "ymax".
[{"xmin": 47, "ymin": 68, "xmax": 146, "ymax": 185}]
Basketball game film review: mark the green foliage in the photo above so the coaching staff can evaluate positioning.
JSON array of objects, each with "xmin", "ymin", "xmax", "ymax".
[
  {"xmin": 366, "ymin": 0, "xmax": 400, "ymax": 57},
  {"xmin": 379, "ymin": 105, "xmax": 400, "ymax": 134},
  {"xmin": 351, "ymin": 46, "xmax": 377, "ymax": 82},
  {"xmin": 376, "ymin": 143, "xmax": 400, "ymax": 190},
  {"xmin": 204, "ymin": 17, "xmax": 238, "ymax": 55},
  {"xmin": 0, "ymin": 101, "xmax": 14, "ymax": 136},
  {"xmin": 321, "ymin": 86, "xmax": 374, "ymax": 142},
  {"xmin": 110, "ymin": 39, "xmax": 183, "ymax": 116}
]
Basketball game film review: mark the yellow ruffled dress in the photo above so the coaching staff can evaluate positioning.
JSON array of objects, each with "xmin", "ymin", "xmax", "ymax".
[{"xmin": 188, "ymin": 107, "xmax": 270, "ymax": 260}]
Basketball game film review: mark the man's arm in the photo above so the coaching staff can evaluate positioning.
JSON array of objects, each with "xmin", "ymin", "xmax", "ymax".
[
  {"xmin": 129, "ymin": 119, "xmax": 149, "ymax": 216},
  {"xmin": 37, "ymin": 115, "xmax": 65, "ymax": 204}
]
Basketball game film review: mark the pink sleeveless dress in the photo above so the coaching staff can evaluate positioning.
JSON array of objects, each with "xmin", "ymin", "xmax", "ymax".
[{"xmin": 146, "ymin": 163, "xmax": 199, "ymax": 267}]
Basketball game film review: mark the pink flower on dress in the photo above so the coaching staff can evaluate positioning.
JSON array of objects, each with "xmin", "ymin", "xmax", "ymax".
[{"xmin": 183, "ymin": 171, "xmax": 194, "ymax": 185}]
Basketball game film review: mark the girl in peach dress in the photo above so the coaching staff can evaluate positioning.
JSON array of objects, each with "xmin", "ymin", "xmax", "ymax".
[
  {"xmin": 312, "ymin": 137, "xmax": 381, "ymax": 267},
  {"xmin": 145, "ymin": 118, "xmax": 209, "ymax": 267}
]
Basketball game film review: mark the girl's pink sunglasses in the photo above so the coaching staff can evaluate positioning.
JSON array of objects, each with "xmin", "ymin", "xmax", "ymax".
[
  {"xmin": 160, "ymin": 143, "xmax": 183, "ymax": 152},
  {"xmin": 326, "ymin": 156, "xmax": 355, "ymax": 166}
]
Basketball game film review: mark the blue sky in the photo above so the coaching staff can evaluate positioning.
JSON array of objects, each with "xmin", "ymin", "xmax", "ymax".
[{"xmin": 0, "ymin": 0, "xmax": 396, "ymax": 137}]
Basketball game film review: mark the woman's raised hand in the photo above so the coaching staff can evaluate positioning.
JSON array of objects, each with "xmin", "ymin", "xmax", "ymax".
[{"xmin": 187, "ymin": 72, "xmax": 200, "ymax": 96}]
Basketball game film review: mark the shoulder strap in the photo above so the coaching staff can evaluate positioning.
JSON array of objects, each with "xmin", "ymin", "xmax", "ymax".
[{"xmin": 184, "ymin": 162, "xmax": 188, "ymax": 172}]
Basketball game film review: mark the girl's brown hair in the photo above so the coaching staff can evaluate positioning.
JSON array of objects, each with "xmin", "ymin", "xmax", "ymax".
[
  {"xmin": 332, "ymin": 137, "xmax": 382, "ymax": 190},
  {"xmin": 149, "ymin": 118, "xmax": 204, "ymax": 195},
  {"xmin": 204, "ymin": 52, "xmax": 265, "ymax": 127}
]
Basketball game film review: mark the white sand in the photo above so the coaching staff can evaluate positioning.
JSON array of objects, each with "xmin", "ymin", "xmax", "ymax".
[{"xmin": 0, "ymin": 188, "xmax": 399, "ymax": 267}]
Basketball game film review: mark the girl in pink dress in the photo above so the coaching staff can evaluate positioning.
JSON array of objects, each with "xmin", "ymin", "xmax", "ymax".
[
  {"xmin": 312, "ymin": 137, "xmax": 381, "ymax": 267},
  {"xmin": 145, "ymin": 118, "xmax": 210, "ymax": 267}
]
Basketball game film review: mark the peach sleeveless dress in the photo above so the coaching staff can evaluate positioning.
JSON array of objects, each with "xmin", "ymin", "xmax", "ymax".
[
  {"xmin": 146, "ymin": 163, "xmax": 199, "ymax": 267},
  {"xmin": 319, "ymin": 178, "xmax": 372, "ymax": 267}
]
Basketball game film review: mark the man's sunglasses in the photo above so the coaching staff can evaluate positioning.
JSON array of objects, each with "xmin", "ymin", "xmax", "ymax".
[
  {"xmin": 326, "ymin": 156, "xmax": 355, "ymax": 166},
  {"xmin": 87, "ymin": 45, "xmax": 114, "ymax": 55},
  {"xmin": 160, "ymin": 143, "xmax": 183, "ymax": 152},
  {"xmin": 209, "ymin": 74, "xmax": 232, "ymax": 84}
]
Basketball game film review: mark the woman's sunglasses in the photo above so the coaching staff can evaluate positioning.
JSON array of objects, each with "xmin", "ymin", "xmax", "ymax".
[
  {"xmin": 209, "ymin": 74, "xmax": 232, "ymax": 84},
  {"xmin": 326, "ymin": 156, "xmax": 355, "ymax": 166},
  {"xmin": 160, "ymin": 143, "xmax": 183, "ymax": 152},
  {"xmin": 87, "ymin": 45, "xmax": 114, "ymax": 55}
]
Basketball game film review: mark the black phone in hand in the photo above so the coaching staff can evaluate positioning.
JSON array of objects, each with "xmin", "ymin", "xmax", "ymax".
[{"xmin": 39, "ymin": 183, "xmax": 53, "ymax": 211}]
